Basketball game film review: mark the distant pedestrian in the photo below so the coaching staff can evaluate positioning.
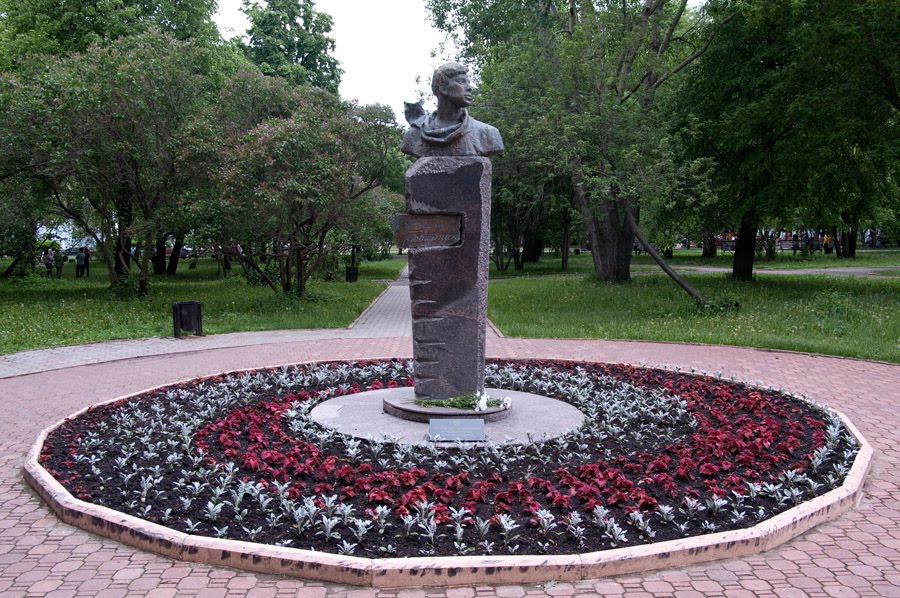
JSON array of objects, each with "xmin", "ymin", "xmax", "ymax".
[
  {"xmin": 53, "ymin": 251, "xmax": 66, "ymax": 279},
  {"xmin": 42, "ymin": 250, "xmax": 53, "ymax": 277},
  {"xmin": 83, "ymin": 247, "xmax": 90, "ymax": 277},
  {"xmin": 75, "ymin": 248, "xmax": 86, "ymax": 278}
]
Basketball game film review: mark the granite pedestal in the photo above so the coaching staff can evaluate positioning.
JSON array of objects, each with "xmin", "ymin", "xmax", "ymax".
[{"xmin": 402, "ymin": 156, "xmax": 492, "ymax": 401}]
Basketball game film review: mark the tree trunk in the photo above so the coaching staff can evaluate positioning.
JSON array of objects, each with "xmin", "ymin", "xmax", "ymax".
[
  {"xmin": 115, "ymin": 234, "xmax": 132, "ymax": 277},
  {"xmin": 732, "ymin": 217, "xmax": 757, "ymax": 280},
  {"xmin": 626, "ymin": 209, "xmax": 706, "ymax": 304},
  {"xmin": 295, "ymin": 246, "xmax": 305, "ymax": 296},
  {"xmin": 167, "ymin": 234, "xmax": 185, "ymax": 274},
  {"xmin": 280, "ymin": 254, "xmax": 292, "ymax": 293},
  {"xmin": 1, "ymin": 256, "xmax": 23, "ymax": 277},
  {"xmin": 570, "ymin": 159, "xmax": 604, "ymax": 277},
  {"xmin": 491, "ymin": 235, "xmax": 508, "ymax": 271},
  {"xmin": 152, "ymin": 233, "xmax": 167, "ymax": 275},
  {"xmin": 512, "ymin": 240, "xmax": 525, "ymax": 271},
  {"xmin": 523, "ymin": 236, "xmax": 543, "ymax": 262},
  {"xmin": 701, "ymin": 231, "xmax": 717, "ymax": 257},
  {"xmin": 232, "ymin": 252, "xmax": 277, "ymax": 291},
  {"xmin": 831, "ymin": 226, "xmax": 841, "ymax": 258},
  {"xmin": 561, "ymin": 210, "xmax": 571, "ymax": 272},
  {"xmin": 138, "ymin": 231, "xmax": 153, "ymax": 296},
  {"xmin": 595, "ymin": 195, "xmax": 634, "ymax": 282},
  {"xmin": 114, "ymin": 190, "xmax": 133, "ymax": 278},
  {"xmin": 839, "ymin": 211, "xmax": 858, "ymax": 258}
]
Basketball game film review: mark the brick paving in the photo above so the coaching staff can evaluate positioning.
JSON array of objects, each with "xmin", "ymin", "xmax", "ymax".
[{"xmin": 1, "ymin": 268, "xmax": 899, "ymax": 596}]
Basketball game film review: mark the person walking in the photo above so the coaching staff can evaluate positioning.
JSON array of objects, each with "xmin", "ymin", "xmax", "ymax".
[
  {"xmin": 53, "ymin": 250, "xmax": 67, "ymax": 279},
  {"xmin": 75, "ymin": 248, "xmax": 86, "ymax": 278},
  {"xmin": 42, "ymin": 250, "xmax": 53, "ymax": 278},
  {"xmin": 83, "ymin": 247, "xmax": 90, "ymax": 277}
]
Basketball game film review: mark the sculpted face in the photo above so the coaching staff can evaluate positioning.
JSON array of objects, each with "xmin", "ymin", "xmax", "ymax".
[
  {"xmin": 432, "ymin": 63, "xmax": 473, "ymax": 110},
  {"xmin": 440, "ymin": 72, "xmax": 473, "ymax": 109}
]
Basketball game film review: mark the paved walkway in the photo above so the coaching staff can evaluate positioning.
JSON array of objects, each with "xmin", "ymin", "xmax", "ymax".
[
  {"xmin": 2, "ymin": 268, "xmax": 899, "ymax": 596},
  {"xmin": 664, "ymin": 265, "xmax": 900, "ymax": 278}
]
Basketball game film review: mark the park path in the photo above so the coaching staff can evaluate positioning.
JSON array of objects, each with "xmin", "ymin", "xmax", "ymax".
[
  {"xmin": 665, "ymin": 265, "xmax": 900, "ymax": 277},
  {"xmin": 1, "ymin": 265, "xmax": 899, "ymax": 596}
]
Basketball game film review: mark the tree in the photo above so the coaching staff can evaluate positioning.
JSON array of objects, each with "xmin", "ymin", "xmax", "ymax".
[
  {"xmin": 0, "ymin": 32, "xmax": 215, "ymax": 293},
  {"xmin": 0, "ymin": 0, "xmax": 218, "ymax": 69},
  {"xmin": 214, "ymin": 91, "xmax": 400, "ymax": 296},
  {"xmin": 429, "ymin": 1, "xmax": 717, "ymax": 288},
  {"xmin": 0, "ymin": 178, "xmax": 48, "ymax": 276},
  {"xmin": 332, "ymin": 186, "xmax": 405, "ymax": 273},
  {"xmin": 241, "ymin": 0, "xmax": 342, "ymax": 92},
  {"xmin": 671, "ymin": 0, "xmax": 899, "ymax": 278}
]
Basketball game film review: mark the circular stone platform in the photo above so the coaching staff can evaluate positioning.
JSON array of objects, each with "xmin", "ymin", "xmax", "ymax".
[{"xmin": 310, "ymin": 387, "xmax": 584, "ymax": 444}]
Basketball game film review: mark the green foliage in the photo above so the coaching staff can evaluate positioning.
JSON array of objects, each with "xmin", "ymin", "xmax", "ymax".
[
  {"xmin": 671, "ymin": 0, "xmax": 899, "ymax": 266},
  {"xmin": 414, "ymin": 394, "xmax": 506, "ymax": 410},
  {"xmin": 429, "ymin": 0, "xmax": 717, "ymax": 282},
  {"xmin": 426, "ymin": 0, "xmax": 551, "ymax": 66},
  {"xmin": 241, "ymin": 0, "xmax": 341, "ymax": 91},
  {"xmin": 214, "ymin": 88, "xmax": 401, "ymax": 295},
  {"xmin": 0, "ymin": 0, "xmax": 219, "ymax": 68},
  {"xmin": 0, "ymin": 178, "xmax": 47, "ymax": 276},
  {"xmin": 0, "ymin": 31, "xmax": 216, "ymax": 291}
]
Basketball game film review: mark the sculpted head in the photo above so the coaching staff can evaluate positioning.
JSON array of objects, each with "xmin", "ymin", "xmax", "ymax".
[{"xmin": 431, "ymin": 62, "xmax": 473, "ymax": 109}]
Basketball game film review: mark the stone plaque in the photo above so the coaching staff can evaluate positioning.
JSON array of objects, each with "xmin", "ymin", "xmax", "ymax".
[
  {"xmin": 428, "ymin": 418, "xmax": 486, "ymax": 442},
  {"xmin": 393, "ymin": 214, "xmax": 462, "ymax": 249}
]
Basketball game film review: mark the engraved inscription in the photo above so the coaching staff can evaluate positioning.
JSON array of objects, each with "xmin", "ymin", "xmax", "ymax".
[
  {"xmin": 428, "ymin": 418, "xmax": 486, "ymax": 442},
  {"xmin": 393, "ymin": 214, "xmax": 462, "ymax": 248}
]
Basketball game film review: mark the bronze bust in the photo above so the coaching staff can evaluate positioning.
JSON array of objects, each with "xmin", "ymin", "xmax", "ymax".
[{"xmin": 401, "ymin": 62, "xmax": 504, "ymax": 159}]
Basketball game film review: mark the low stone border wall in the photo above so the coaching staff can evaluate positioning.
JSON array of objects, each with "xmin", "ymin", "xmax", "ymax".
[{"xmin": 23, "ymin": 375, "xmax": 873, "ymax": 588}]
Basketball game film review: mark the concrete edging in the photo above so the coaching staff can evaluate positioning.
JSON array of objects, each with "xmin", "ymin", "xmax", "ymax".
[{"xmin": 22, "ymin": 368, "xmax": 874, "ymax": 588}]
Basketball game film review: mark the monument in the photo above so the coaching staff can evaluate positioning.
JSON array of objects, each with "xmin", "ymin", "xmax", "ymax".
[{"xmin": 393, "ymin": 62, "xmax": 504, "ymax": 406}]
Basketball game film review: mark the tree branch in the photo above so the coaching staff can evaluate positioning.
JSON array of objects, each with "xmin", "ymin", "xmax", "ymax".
[
  {"xmin": 659, "ymin": 0, "xmax": 688, "ymax": 56},
  {"xmin": 625, "ymin": 208, "xmax": 706, "ymax": 305}
]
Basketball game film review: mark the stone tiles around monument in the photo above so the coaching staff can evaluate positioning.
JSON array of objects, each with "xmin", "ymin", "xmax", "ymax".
[{"xmin": 2, "ymin": 268, "xmax": 898, "ymax": 595}]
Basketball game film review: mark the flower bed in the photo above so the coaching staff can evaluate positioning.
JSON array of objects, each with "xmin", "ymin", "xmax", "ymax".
[{"xmin": 38, "ymin": 359, "xmax": 859, "ymax": 558}]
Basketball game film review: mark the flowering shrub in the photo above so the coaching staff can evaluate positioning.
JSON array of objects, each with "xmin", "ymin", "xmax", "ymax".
[{"xmin": 39, "ymin": 359, "xmax": 858, "ymax": 557}]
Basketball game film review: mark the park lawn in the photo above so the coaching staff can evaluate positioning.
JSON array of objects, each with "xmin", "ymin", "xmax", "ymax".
[
  {"xmin": 487, "ymin": 273, "xmax": 900, "ymax": 363},
  {"xmin": 489, "ymin": 248, "xmax": 900, "ymax": 276},
  {"xmin": 0, "ymin": 257, "xmax": 407, "ymax": 354},
  {"xmin": 635, "ymin": 247, "xmax": 900, "ymax": 270}
]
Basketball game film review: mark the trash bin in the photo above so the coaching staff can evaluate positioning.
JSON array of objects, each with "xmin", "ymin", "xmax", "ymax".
[
  {"xmin": 173, "ymin": 301, "xmax": 203, "ymax": 338},
  {"xmin": 345, "ymin": 266, "xmax": 359, "ymax": 282}
]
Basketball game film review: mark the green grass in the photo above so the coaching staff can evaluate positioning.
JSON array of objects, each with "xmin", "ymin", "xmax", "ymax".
[
  {"xmin": 487, "ymin": 273, "xmax": 900, "ymax": 363},
  {"xmin": 490, "ymin": 248, "xmax": 900, "ymax": 277},
  {"xmin": 4, "ymin": 251, "xmax": 898, "ymax": 362},
  {"xmin": 0, "ymin": 257, "xmax": 407, "ymax": 354}
]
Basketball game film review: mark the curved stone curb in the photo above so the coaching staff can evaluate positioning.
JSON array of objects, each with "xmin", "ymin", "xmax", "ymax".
[{"xmin": 23, "ymin": 370, "xmax": 873, "ymax": 588}]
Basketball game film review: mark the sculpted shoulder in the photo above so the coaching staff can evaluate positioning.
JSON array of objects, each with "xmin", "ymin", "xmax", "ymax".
[
  {"xmin": 470, "ymin": 118, "xmax": 504, "ymax": 157},
  {"xmin": 401, "ymin": 63, "xmax": 504, "ymax": 159}
]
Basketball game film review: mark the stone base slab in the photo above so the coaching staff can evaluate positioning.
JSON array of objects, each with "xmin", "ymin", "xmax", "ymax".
[{"xmin": 311, "ymin": 387, "xmax": 584, "ymax": 444}]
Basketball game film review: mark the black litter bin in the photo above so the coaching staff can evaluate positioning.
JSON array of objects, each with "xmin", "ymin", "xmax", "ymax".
[
  {"xmin": 345, "ymin": 266, "xmax": 359, "ymax": 282},
  {"xmin": 173, "ymin": 301, "xmax": 203, "ymax": 338}
]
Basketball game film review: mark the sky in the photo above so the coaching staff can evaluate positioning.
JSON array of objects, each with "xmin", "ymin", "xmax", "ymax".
[{"xmin": 213, "ymin": 0, "xmax": 456, "ymax": 124}]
